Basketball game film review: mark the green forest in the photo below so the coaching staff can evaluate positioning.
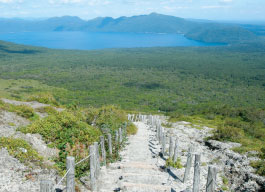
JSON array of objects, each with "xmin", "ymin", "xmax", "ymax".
[{"xmin": 0, "ymin": 40, "xmax": 264, "ymax": 175}]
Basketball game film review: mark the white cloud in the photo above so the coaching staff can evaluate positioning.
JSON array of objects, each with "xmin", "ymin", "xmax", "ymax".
[
  {"xmin": 201, "ymin": 5, "xmax": 228, "ymax": 9},
  {"xmin": 0, "ymin": 0, "xmax": 23, "ymax": 3}
]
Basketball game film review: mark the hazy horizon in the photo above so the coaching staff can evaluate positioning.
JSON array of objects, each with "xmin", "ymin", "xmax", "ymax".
[
  {"xmin": 0, "ymin": 0, "xmax": 264, "ymax": 21},
  {"xmin": 1, "ymin": 13, "xmax": 265, "ymax": 26}
]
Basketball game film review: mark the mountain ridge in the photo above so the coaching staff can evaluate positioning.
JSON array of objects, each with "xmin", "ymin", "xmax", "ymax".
[{"xmin": 0, "ymin": 13, "xmax": 261, "ymax": 44}]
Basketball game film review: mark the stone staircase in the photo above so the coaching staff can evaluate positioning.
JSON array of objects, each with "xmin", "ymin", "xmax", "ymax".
[{"xmin": 97, "ymin": 122, "xmax": 172, "ymax": 192}]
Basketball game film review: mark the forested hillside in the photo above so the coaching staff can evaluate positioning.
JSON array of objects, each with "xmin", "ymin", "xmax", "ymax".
[{"xmin": 0, "ymin": 41, "xmax": 264, "ymax": 161}]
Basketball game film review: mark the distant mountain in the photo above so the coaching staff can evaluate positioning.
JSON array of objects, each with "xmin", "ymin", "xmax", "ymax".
[{"xmin": 0, "ymin": 13, "xmax": 260, "ymax": 44}]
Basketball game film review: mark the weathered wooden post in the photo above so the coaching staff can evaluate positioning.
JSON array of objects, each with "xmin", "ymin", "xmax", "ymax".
[
  {"xmin": 94, "ymin": 142, "xmax": 100, "ymax": 179},
  {"xmin": 40, "ymin": 180, "xmax": 53, "ymax": 192},
  {"xmin": 119, "ymin": 128, "xmax": 122, "ymax": 143},
  {"xmin": 89, "ymin": 145, "xmax": 96, "ymax": 192},
  {"xmin": 115, "ymin": 130, "xmax": 119, "ymax": 143},
  {"xmin": 66, "ymin": 156, "xmax": 75, "ymax": 192},
  {"xmin": 193, "ymin": 154, "xmax": 201, "ymax": 192},
  {"xmin": 173, "ymin": 138, "xmax": 179, "ymax": 163},
  {"xmin": 107, "ymin": 133, "xmax": 112, "ymax": 155},
  {"xmin": 162, "ymin": 132, "xmax": 166, "ymax": 156},
  {"xmin": 183, "ymin": 148, "xmax": 193, "ymax": 183},
  {"xmin": 159, "ymin": 126, "xmax": 163, "ymax": 144},
  {"xmin": 156, "ymin": 125, "xmax": 160, "ymax": 140},
  {"xmin": 169, "ymin": 136, "xmax": 174, "ymax": 158},
  {"xmin": 100, "ymin": 136, "xmax": 106, "ymax": 166},
  {"xmin": 206, "ymin": 166, "xmax": 217, "ymax": 192}
]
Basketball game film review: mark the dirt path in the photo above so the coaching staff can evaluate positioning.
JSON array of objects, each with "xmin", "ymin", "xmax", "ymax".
[
  {"xmin": 97, "ymin": 116, "xmax": 264, "ymax": 192},
  {"xmin": 98, "ymin": 121, "xmax": 171, "ymax": 192}
]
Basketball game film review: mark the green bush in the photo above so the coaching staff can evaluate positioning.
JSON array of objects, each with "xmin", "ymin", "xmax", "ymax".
[
  {"xmin": 20, "ymin": 110, "xmax": 101, "ymax": 177},
  {"xmin": 0, "ymin": 101, "xmax": 37, "ymax": 120},
  {"xmin": 95, "ymin": 105, "xmax": 137, "ymax": 135},
  {"xmin": 250, "ymin": 160, "xmax": 265, "ymax": 176},
  {"xmin": 0, "ymin": 137, "xmax": 43, "ymax": 165},
  {"xmin": 165, "ymin": 157, "xmax": 183, "ymax": 169},
  {"xmin": 27, "ymin": 93, "xmax": 59, "ymax": 106},
  {"xmin": 211, "ymin": 125, "xmax": 244, "ymax": 142}
]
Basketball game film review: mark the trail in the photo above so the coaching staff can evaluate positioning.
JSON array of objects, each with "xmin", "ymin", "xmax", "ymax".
[{"xmin": 98, "ymin": 121, "xmax": 171, "ymax": 192}]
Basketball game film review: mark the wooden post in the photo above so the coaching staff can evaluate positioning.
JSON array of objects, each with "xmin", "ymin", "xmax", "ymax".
[
  {"xmin": 119, "ymin": 128, "xmax": 122, "ymax": 143},
  {"xmin": 107, "ymin": 133, "xmax": 112, "ymax": 155},
  {"xmin": 40, "ymin": 180, "xmax": 53, "ymax": 192},
  {"xmin": 183, "ymin": 149, "xmax": 193, "ymax": 183},
  {"xmin": 206, "ymin": 166, "xmax": 217, "ymax": 192},
  {"xmin": 173, "ymin": 138, "xmax": 179, "ymax": 163},
  {"xmin": 94, "ymin": 142, "xmax": 100, "ymax": 179},
  {"xmin": 162, "ymin": 132, "xmax": 166, "ymax": 156},
  {"xmin": 169, "ymin": 136, "xmax": 174, "ymax": 158},
  {"xmin": 159, "ymin": 126, "xmax": 163, "ymax": 144},
  {"xmin": 115, "ymin": 130, "xmax": 119, "ymax": 144},
  {"xmin": 193, "ymin": 154, "xmax": 201, "ymax": 192},
  {"xmin": 66, "ymin": 156, "xmax": 75, "ymax": 192},
  {"xmin": 100, "ymin": 136, "xmax": 106, "ymax": 166},
  {"xmin": 89, "ymin": 145, "xmax": 96, "ymax": 192}
]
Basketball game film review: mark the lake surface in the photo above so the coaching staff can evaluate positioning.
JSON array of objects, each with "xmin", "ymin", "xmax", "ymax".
[{"xmin": 0, "ymin": 31, "xmax": 220, "ymax": 50}]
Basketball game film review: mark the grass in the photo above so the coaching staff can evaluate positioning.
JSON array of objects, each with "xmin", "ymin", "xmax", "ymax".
[
  {"xmin": 19, "ymin": 104, "xmax": 137, "ymax": 178},
  {"xmin": 0, "ymin": 137, "xmax": 43, "ymax": 165},
  {"xmin": 165, "ymin": 157, "xmax": 183, "ymax": 169},
  {"xmin": 0, "ymin": 99, "xmax": 38, "ymax": 120},
  {"xmin": 0, "ymin": 79, "xmax": 68, "ymax": 102}
]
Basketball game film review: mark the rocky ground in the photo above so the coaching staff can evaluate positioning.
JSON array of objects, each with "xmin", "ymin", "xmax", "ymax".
[
  {"xmin": 0, "ymin": 99, "xmax": 264, "ymax": 191},
  {"xmin": 96, "ymin": 116, "xmax": 264, "ymax": 192},
  {"xmin": 0, "ymin": 98, "xmax": 61, "ymax": 192}
]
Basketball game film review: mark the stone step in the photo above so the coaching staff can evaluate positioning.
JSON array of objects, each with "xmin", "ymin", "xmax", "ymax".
[
  {"xmin": 122, "ymin": 182, "xmax": 171, "ymax": 192},
  {"xmin": 122, "ymin": 173, "xmax": 168, "ymax": 185}
]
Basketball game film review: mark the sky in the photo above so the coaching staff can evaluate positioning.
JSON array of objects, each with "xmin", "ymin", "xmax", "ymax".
[{"xmin": 0, "ymin": 0, "xmax": 264, "ymax": 21}]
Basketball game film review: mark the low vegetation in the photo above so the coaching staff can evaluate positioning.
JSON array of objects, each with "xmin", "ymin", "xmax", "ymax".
[
  {"xmin": 19, "ymin": 105, "xmax": 136, "ymax": 177},
  {"xmin": 0, "ymin": 99, "xmax": 38, "ymax": 120},
  {"xmin": 165, "ymin": 157, "xmax": 183, "ymax": 169},
  {"xmin": 0, "ymin": 137, "xmax": 43, "ymax": 165},
  {"xmin": 0, "ymin": 41, "xmax": 264, "ymax": 176},
  {"xmin": 26, "ymin": 92, "xmax": 59, "ymax": 106}
]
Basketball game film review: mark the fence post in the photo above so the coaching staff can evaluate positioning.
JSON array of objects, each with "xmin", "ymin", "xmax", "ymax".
[
  {"xmin": 94, "ymin": 142, "xmax": 100, "ymax": 179},
  {"xmin": 119, "ymin": 128, "xmax": 122, "ymax": 143},
  {"xmin": 107, "ymin": 133, "xmax": 112, "ymax": 155},
  {"xmin": 161, "ymin": 132, "xmax": 166, "ymax": 156},
  {"xmin": 173, "ymin": 138, "xmax": 179, "ymax": 163},
  {"xmin": 40, "ymin": 180, "xmax": 53, "ymax": 192},
  {"xmin": 169, "ymin": 136, "xmax": 174, "ymax": 158},
  {"xmin": 183, "ymin": 148, "xmax": 193, "ymax": 183},
  {"xmin": 193, "ymin": 154, "xmax": 201, "ymax": 192},
  {"xmin": 115, "ymin": 130, "xmax": 119, "ymax": 143},
  {"xmin": 156, "ymin": 125, "xmax": 160, "ymax": 140},
  {"xmin": 89, "ymin": 145, "xmax": 96, "ymax": 192},
  {"xmin": 159, "ymin": 126, "xmax": 163, "ymax": 144},
  {"xmin": 100, "ymin": 136, "xmax": 106, "ymax": 166},
  {"xmin": 66, "ymin": 156, "xmax": 75, "ymax": 192},
  {"xmin": 206, "ymin": 166, "xmax": 217, "ymax": 192}
]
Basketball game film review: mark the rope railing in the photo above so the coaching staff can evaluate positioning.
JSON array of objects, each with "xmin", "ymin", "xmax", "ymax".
[
  {"xmin": 131, "ymin": 113, "xmax": 220, "ymax": 192},
  {"xmin": 40, "ymin": 123, "xmax": 128, "ymax": 192}
]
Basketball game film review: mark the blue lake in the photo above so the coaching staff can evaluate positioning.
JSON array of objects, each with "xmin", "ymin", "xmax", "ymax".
[{"xmin": 0, "ymin": 31, "xmax": 220, "ymax": 50}]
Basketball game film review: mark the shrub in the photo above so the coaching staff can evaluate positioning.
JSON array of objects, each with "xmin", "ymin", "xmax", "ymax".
[
  {"xmin": 19, "ymin": 110, "xmax": 101, "ymax": 177},
  {"xmin": 0, "ymin": 101, "xmax": 37, "ymax": 120},
  {"xmin": 211, "ymin": 125, "xmax": 244, "ymax": 142},
  {"xmin": 27, "ymin": 93, "xmax": 59, "ymax": 106},
  {"xmin": 95, "ymin": 105, "xmax": 137, "ymax": 135},
  {"xmin": 0, "ymin": 137, "xmax": 43, "ymax": 165},
  {"xmin": 165, "ymin": 157, "xmax": 183, "ymax": 169},
  {"xmin": 250, "ymin": 160, "xmax": 265, "ymax": 176}
]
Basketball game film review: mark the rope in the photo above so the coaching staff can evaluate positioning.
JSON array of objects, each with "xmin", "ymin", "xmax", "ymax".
[
  {"xmin": 75, "ymin": 153, "xmax": 93, "ymax": 166},
  {"xmin": 53, "ymin": 168, "xmax": 71, "ymax": 190}
]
